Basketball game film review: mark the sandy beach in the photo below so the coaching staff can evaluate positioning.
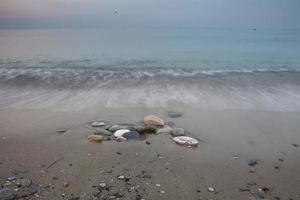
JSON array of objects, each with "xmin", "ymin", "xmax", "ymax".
[{"xmin": 1, "ymin": 107, "xmax": 299, "ymax": 199}]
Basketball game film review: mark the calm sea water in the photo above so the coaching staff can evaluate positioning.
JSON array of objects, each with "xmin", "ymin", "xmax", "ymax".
[{"xmin": 0, "ymin": 28, "xmax": 300, "ymax": 111}]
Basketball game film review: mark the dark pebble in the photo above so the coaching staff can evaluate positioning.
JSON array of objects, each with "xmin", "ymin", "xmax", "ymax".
[
  {"xmin": 278, "ymin": 158, "xmax": 284, "ymax": 162},
  {"xmin": 248, "ymin": 160, "xmax": 258, "ymax": 166},
  {"xmin": 116, "ymin": 152, "xmax": 122, "ymax": 155},
  {"xmin": 292, "ymin": 143, "xmax": 299, "ymax": 147},
  {"xmin": 145, "ymin": 141, "xmax": 151, "ymax": 145},
  {"xmin": 68, "ymin": 197, "xmax": 80, "ymax": 200},
  {"xmin": 135, "ymin": 195, "xmax": 143, "ymax": 200},
  {"xmin": 123, "ymin": 131, "xmax": 140, "ymax": 140},
  {"xmin": 274, "ymin": 166, "xmax": 279, "ymax": 169}
]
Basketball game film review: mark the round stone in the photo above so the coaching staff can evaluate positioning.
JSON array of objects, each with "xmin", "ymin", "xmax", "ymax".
[
  {"xmin": 144, "ymin": 115, "xmax": 164, "ymax": 126},
  {"xmin": 208, "ymin": 187, "xmax": 215, "ymax": 192},
  {"xmin": 123, "ymin": 131, "xmax": 140, "ymax": 140},
  {"xmin": 87, "ymin": 135, "xmax": 103, "ymax": 142}
]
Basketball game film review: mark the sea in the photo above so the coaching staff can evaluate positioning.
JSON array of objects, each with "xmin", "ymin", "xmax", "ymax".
[{"xmin": 0, "ymin": 27, "xmax": 300, "ymax": 112}]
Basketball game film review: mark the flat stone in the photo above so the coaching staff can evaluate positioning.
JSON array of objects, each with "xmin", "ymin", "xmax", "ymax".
[
  {"xmin": 170, "ymin": 128, "xmax": 185, "ymax": 137},
  {"xmin": 91, "ymin": 121, "xmax": 107, "ymax": 127},
  {"xmin": 292, "ymin": 143, "xmax": 299, "ymax": 147},
  {"xmin": 208, "ymin": 187, "xmax": 215, "ymax": 192},
  {"xmin": 94, "ymin": 129, "xmax": 113, "ymax": 136},
  {"xmin": 144, "ymin": 115, "xmax": 164, "ymax": 126},
  {"xmin": 0, "ymin": 188, "xmax": 15, "ymax": 200},
  {"xmin": 157, "ymin": 126, "xmax": 172, "ymax": 134},
  {"xmin": 69, "ymin": 197, "xmax": 80, "ymax": 200},
  {"xmin": 172, "ymin": 136, "xmax": 198, "ymax": 147},
  {"xmin": 56, "ymin": 128, "xmax": 68, "ymax": 133}
]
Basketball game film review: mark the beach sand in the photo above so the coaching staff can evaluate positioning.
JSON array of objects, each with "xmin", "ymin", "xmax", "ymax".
[{"xmin": 0, "ymin": 107, "xmax": 300, "ymax": 199}]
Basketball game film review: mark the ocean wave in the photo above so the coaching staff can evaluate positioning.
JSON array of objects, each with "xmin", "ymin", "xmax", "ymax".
[
  {"xmin": 1, "ymin": 67, "xmax": 300, "ymax": 89},
  {"xmin": 1, "ymin": 66, "xmax": 300, "ymax": 111}
]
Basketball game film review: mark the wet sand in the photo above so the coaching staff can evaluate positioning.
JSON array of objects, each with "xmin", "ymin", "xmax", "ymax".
[{"xmin": 0, "ymin": 107, "xmax": 300, "ymax": 199}]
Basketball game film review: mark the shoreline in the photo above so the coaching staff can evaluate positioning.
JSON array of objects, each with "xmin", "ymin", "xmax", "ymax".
[{"xmin": 1, "ymin": 107, "xmax": 300, "ymax": 199}]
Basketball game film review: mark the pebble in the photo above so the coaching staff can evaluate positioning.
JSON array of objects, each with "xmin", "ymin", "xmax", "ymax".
[
  {"xmin": 63, "ymin": 181, "xmax": 70, "ymax": 188},
  {"xmin": 94, "ymin": 128, "xmax": 113, "ymax": 136},
  {"xmin": 248, "ymin": 160, "xmax": 258, "ymax": 166},
  {"xmin": 208, "ymin": 187, "xmax": 215, "ymax": 192},
  {"xmin": 172, "ymin": 136, "xmax": 199, "ymax": 147},
  {"xmin": 145, "ymin": 141, "xmax": 151, "ymax": 145},
  {"xmin": 108, "ymin": 125, "xmax": 134, "ymax": 132},
  {"xmin": 114, "ymin": 129, "xmax": 130, "ymax": 139},
  {"xmin": 166, "ymin": 111, "xmax": 183, "ymax": 118},
  {"xmin": 170, "ymin": 128, "xmax": 185, "ymax": 137},
  {"xmin": 0, "ymin": 188, "xmax": 14, "ymax": 200},
  {"xmin": 123, "ymin": 131, "xmax": 140, "ymax": 140},
  {"xmin": 87, "ymin": 135, "xmax": 103, "ymax": 142},
  {"xmin": 155, "ymin": 184, "xmax": 161, "ymax": 187},
  {"xmin": 157, "ymin": 126, "xmax": 172, "ymax": 134},
  {"xmin": 239, "ymin": 186, "xmax": 250, "ymax": 192},
  {"xmin": 292, "ymin": 143, "xmax": 299, "ymax": 147},
  {"xmin": 56, "ymin": 128, "xmax": 67, "ymax": 133},
  {"xmin": 69, "ymin": 197, "xmax": 80, "ymax": 200},
  {"xmin": 118, "ymin": 175, "xmax": 125, "ymax": 180},
  {"xmin": 91, "ymin": 121, "xmax": 106, "ymax": 127},
  {"xmin": 160, "ymin": 190, "xmax": 165, "ymax": 194},
  {"xmin": 99, "ymin": 182, "xmax": 107, "ymax": 188},
  {"xmin": 135, "ymin": 124, "xmax": 157, "ymax": 134},
  {"xmin": 144, "ymin": 115, "xmax": 164, "ymax": 126}
]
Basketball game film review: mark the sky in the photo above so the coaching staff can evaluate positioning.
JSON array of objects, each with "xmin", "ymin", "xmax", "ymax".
[{"xmin": 0, "ymin": 0, "xmax": 299, "ymax": 29}]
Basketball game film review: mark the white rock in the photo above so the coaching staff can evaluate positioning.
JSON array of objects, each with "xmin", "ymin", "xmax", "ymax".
[
  {"xmin": 114, "ymin": 129, "xmax": 130, "ymax": 139},
  {"xmin": 208, "ymin": 187, "xmax": 215, "ymax": 192}
]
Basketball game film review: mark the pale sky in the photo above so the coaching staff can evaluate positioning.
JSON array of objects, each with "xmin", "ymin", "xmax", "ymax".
[{"xmin": 0, "ymin": 0, "xmax": 299, "ymax": 29}]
